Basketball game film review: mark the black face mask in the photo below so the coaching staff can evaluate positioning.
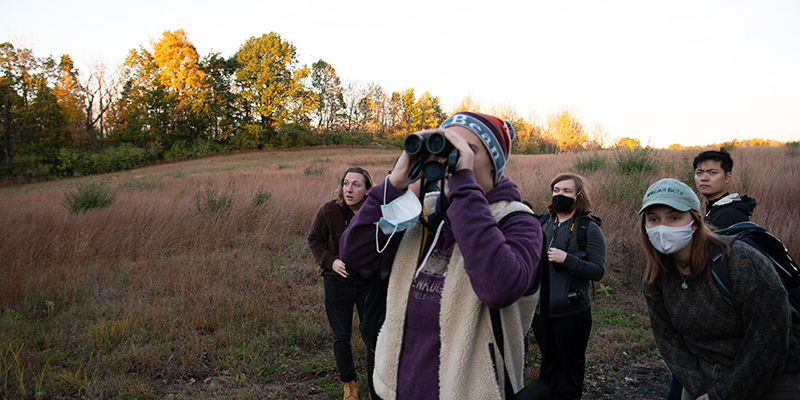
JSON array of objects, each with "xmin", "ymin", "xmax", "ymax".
[{"xmin": 551, "ymin": 194, "xmax": 575, "ymax": 212}]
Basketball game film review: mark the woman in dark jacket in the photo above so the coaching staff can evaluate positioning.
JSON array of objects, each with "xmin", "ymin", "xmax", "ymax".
[
  {"xmin": 307, "ymin": 166, "xmax": 375, "ymax": 400},
  {"xmin": 533, "ymin": 173, "xmax": 606, "ymax": 400},
  {"xmin": 640, "ymin": 179, "xmax": 800, "ymax": 400}
]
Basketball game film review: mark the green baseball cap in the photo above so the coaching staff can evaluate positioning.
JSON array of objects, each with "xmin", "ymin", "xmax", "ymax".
[{"xmin": 639, "ymin": 178, "xmax": 701, "ymax": 214}]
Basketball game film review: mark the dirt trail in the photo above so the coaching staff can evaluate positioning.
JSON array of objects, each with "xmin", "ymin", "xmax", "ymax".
[{"xmin": 583, "ymin": 355, "xmax": 671, "ymax": 399}]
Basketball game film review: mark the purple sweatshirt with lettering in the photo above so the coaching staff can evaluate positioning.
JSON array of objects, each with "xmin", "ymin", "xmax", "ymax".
[{"xmin": 340, "ymin": 169, "xmax": 542, "ymax": 399}]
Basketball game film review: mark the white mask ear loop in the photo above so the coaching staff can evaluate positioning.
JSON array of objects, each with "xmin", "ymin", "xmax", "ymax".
[
  {"xmin": 375, "ymin": 175, "xmax": 395, "ymax": 254},
  {"xmin": 376, "ymin": 222, "xmax": 399, "ymax": 254}
]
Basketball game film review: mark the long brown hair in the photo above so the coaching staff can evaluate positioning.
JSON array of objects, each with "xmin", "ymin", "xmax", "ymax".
[
  {"xmin": 334, "ymin": 166, "xmax": 374, "ymax": 208},
  {"xmin": 640, "ymin": 208, "xmax": 729, "ymax": 284},
  {"xmin": 546, "ymin": 173, "xmax": 593, "ymax": 216}
]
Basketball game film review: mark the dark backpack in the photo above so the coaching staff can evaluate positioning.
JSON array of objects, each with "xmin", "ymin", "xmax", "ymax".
[
  {"xmin": 711, "ymin": 222, "xmax": 800, "ymax": 330},
  {"xmin": 538, "ymin": 213, "xmax": 601, "ymax": 255}
]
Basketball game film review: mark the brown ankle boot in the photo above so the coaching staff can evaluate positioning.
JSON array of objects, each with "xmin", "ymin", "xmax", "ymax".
[{"xmin": 343, "ymin": 380, "xmax": 358, "ymax": 400}]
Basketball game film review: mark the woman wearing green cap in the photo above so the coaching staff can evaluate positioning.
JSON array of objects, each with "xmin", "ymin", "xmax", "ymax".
[{"xmin": 639, "ymin": 178, "xmax": 800, "ymax": 400}]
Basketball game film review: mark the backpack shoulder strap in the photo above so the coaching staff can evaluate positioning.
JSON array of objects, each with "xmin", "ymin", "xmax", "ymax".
[
  {"xmin": 710, "ymin": 235, "xmax": 737, "ymax": 298},
  {"xmin": 575, "ymin": 214, "xmax": 601, "ymax": 252},
  {"xmin": 497, "ymin": 210, "xmax": 531, "ymax": 230},
  {"xmin": 489, "ymin": 307, "xmax": 516, "ymax": 399}
]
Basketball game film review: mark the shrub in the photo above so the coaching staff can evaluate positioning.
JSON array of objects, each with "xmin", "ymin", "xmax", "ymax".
[
  {"xmin": 721, "ymin": 142, "xmax": 737, "ymax": 152},
  {"xmin": 303, "ymin": 159, "xmax": 328, "ymax": 176},
  {"xmin": 574, "ymin": 151, "xmax": 608, "ymax": 174},
  {"xmin": 62, "ymin": 178, "xmax": 117, "ymax": 213},
  {"xmin": 195, "ymin": 179, "xmax": 236, "ymax": 214},
  {"xmin": 662, "ymin": 151, "xmax": 697, "ymax": 189},
  {"xmin": 614, "ymin": 146, "xmax": 660, "ymax": 175},
  {"xmin": 785, "ymin": 141, "xmax": 800, "ymax": 157},
  {"xmin": 272, "ymin": 124, "xmax": 314, "ymax": 148},
  {"xmin": 251, "ymin": 186, "xmax": 273, "ymax": 207}
]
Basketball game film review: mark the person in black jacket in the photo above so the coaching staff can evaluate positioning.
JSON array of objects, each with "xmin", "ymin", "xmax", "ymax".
[
  {"xmin": 533, "ymin": 173, "xmax": 606, "ymax": 400},
  {"xmin": 693, "ymin": 148, "xmax": 756, "ymax": 229},
  {"xmin": 308, "ymin": 166, "xmax": 378, "ymax": 400}
]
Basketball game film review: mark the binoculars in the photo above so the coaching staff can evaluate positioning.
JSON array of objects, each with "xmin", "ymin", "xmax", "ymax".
[{"xmin": 403, "ymin": 132, "xmax": 459, "ymax": 181}]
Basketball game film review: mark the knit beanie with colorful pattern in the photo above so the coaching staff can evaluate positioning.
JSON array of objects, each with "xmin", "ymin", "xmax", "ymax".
[{"xmin": 440, "ymin": 111, "xmax": 516, "ymax": 185}]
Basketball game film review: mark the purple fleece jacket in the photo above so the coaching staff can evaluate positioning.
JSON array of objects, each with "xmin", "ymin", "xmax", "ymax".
[{"xmin": 340, "ymin": 169, "xmax": 542, "ymax": 399}]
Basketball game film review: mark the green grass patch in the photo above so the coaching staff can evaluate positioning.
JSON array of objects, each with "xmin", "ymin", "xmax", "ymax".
[{"xmin": 118, "ymin": 175, "xmax": 163, "ymax": 191}]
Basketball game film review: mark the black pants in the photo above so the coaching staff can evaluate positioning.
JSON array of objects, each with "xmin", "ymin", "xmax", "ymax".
[
  {"xmin": 324, "ymin": 275, "xmax": 375, "ymax": 382},
  {"xmin": 361, "ymin": 275, "xmax": 389, "ymax": 400},
  {"xmin": 366, "ymin": 346, "xmax": 380, "ymax": 399},
  {"xmin": 533, "ymin": 308, "xmax": 592, "ymax": 400}
]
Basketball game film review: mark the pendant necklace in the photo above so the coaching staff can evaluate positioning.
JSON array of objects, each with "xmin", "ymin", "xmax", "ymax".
[{"xmin": 680, "ymin": 273, "xmax": 689, "ymax": 290}]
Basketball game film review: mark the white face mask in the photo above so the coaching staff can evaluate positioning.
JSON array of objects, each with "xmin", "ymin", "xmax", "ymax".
[
  {"xmin": 646, "ymin": 221, "xmax": 695, "ymax": 255},
  {"xmin": 375, "ymin": 180, "xmax": 422, "ymax": 253}
]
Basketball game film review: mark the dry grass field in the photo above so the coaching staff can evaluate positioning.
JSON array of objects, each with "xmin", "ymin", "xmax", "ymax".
[{"xmin": 1, "ymin": 145, "xmax": 798, "ymax": 399}]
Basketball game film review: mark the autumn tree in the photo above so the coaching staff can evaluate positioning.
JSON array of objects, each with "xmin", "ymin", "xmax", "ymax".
[
  {"xmin": 546, "ymin": 108, "xmax": 588, "ymax": 153},
  {"xmin": 0, "ymin": 45, "xmax": 72, "ymax": 162},
  {"xmin": 510, "ymin": 110, "xmax": 550, "ymax": 154},
  {"xmin": 451, "ymin": 93, "xmax": 483, "ymax": 114},
  {"xmin": 415, "ymin": 91, "xmax": 446, "ymax": 131},
  {"xmin": 152, "ymin": 29, "xmax": 212, "ymax": 145},
  {"xmin": 153, "ymin": 30, "xmax": 206, "ymax": 101},
  {"xmin": 234, "ymin": 33, "xmax": 314, "ymax": 131},
  {"xmin": 53, "ymin": 54, "xmax": 85, "ymax": 145},
  {"xmin": 108, "ymin": 45, "xmax": 169, "ymax": 147},
  {"xmin": 0, "ymin": 42, "xmax": 21, "ymax": 167},
  {"xmin": 368, "ymin": 85, "xmax": 401, "ymax": 138},
  {"xmin": 0, "ymin": 43, "xmax": 78, "ymax": 176},
  {"xmin": 397, "ymin": 88, "xmax": 417, "ymax": 133},
  {"xmin": 615, "ymin": 137, "xmax": 641, "ymax": 149},
  {"xmin": 353, "ymin": 83, "xmax": 401, "ymax": 138}
]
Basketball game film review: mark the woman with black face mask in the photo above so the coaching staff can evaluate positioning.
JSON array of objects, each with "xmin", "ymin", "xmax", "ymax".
[{"xmin": 533, "ymin": 173, "xmax": 606, "ymax": 400}]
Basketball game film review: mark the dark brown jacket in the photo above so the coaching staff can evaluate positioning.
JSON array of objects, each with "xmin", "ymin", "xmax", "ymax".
[{"xmin": 308, "ymin": 199, "xmax": 358, "ymax": 284}]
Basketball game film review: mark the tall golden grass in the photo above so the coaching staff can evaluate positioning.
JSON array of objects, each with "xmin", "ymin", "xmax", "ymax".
[{"xmin": 0, "ymin": 145, "xmax": 797, "ymax": 398}]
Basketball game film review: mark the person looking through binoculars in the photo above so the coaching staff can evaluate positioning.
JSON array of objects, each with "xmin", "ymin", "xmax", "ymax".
[{"xmin": 340, "ymin": 112, "xmax": 544, "ymax": 400}]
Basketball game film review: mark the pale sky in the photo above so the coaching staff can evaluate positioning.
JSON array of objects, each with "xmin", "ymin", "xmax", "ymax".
[{"xmin": 4, "ymin": 0, "xmax": 799, "ymax": 148}]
